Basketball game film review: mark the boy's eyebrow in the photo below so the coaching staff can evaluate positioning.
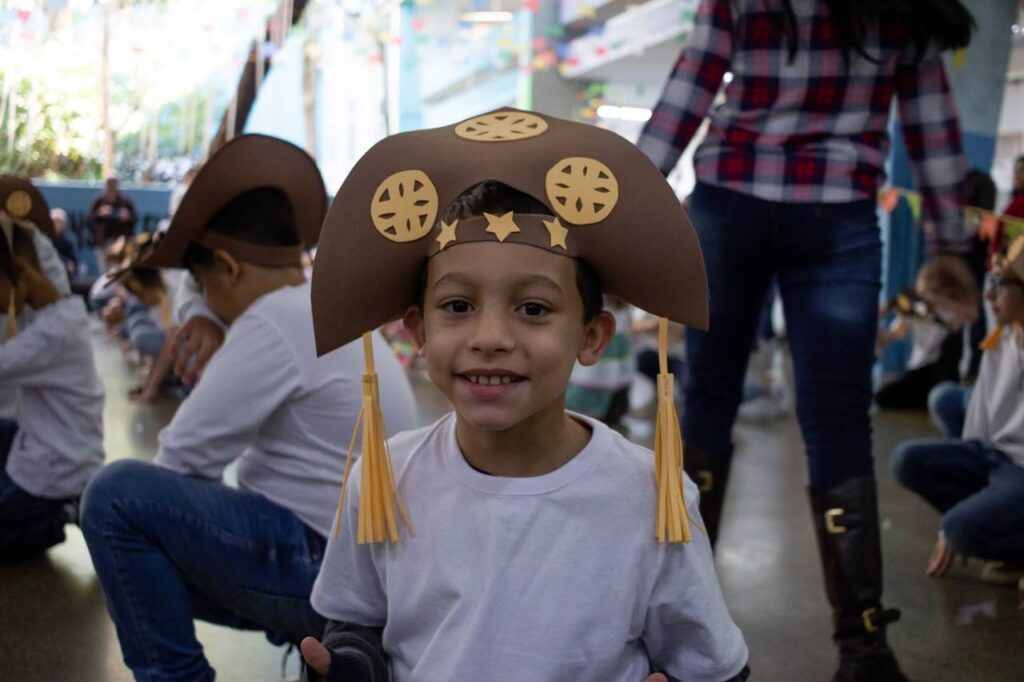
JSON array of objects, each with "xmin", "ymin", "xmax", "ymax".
[
  {"xmin": 431, "ymin": 273, "xmax": 564, "ymax": 294},
  {"xmin": 431, "ymin": 273, "xmax": 474, "ymax": 291},
  {"xmin": 511, "ymin": 274, "xmax": 563, "ymax": 294}
]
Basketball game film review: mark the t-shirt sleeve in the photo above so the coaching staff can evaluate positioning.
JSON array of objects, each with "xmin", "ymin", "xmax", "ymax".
[
  {"xmin": 155, "ymin": 313, "xmax": 300, "ymax": 479},
  {"xmin": 311, "ymin": 458, "xmax": 388, "ymax": 627},
  {"xmin": 643, "ymin": 492, "xmax": 748, "ymax": 682}
]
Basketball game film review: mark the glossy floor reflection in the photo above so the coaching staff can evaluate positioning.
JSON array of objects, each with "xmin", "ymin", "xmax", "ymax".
[{"xmin": 1, "ymin": 323, "xmax": 1021, "ymax": 681}]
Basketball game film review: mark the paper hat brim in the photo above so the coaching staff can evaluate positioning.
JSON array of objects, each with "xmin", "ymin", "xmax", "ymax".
[
  {"xmin": 311, "ymin": 108, "xmax": 708, "ymax": 356},
  {"xmin": 142, "ymin": 134, "xmax": 327, "ymax": 269},
  {"xmin": 0, "ymin": 175, "xmax": 55, "ymax": 238},
  {"xmin": 1008, "ymin": 236, "xmax": 1024, "ymax": 281}
]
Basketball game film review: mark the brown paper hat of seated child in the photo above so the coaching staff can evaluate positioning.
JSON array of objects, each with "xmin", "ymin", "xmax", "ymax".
[
  {"xmin": 1008, "ymin": 235, "xmax": 1024, "ymax": 281},
  {"xmin": 312, "ymin": 107, "xmax": 708, "ymax": 354},
  {"xmin": 311, "ymin": 108, "xmax": 709, "ymax": 547},
  {"xmin": 140, "ymin": 134, "xmax": 327, "ymax": 269},
  {"xmin": 0, "ymin": 175, "xmax": 55, "ymax": 238}
]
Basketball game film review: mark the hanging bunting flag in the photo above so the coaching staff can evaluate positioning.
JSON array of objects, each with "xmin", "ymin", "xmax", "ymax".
[{"xmin": 904, "ymin": 193, "xmax": 922, "ymax": 222}]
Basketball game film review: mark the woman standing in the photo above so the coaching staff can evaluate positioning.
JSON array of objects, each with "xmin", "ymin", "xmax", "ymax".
[{"xmin": 636, "ymin": 1, "xmax": 973, "ymax": 680}]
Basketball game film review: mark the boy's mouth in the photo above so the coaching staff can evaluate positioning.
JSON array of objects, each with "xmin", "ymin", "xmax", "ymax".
[{"xmin": 456, "ymin": 368, "xmax": 527, "ymax": 386}]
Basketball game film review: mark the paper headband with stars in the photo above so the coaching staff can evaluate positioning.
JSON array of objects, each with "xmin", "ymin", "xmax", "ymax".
[
  {"xmin": 311, "ymin": 108, "xmax": 709, "ymax": 546},
  {"xmin": 138, "ymin": 134, "xmax": 327, "ymax": 270}
]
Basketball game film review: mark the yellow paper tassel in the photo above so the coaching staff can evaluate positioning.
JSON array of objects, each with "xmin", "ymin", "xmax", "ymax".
[
  {"xmin": 5, "ymin": 290, "xmax": 16, "ymax": 339},
  {"xmin": 332, "ymin": 333, "xmax": 413, "ymax": 544},
  {"xmin": 653, "ymin": 318, "xmax": 692, "ymax": 544},
  {"xmin": 979, "ymin": 326, "xmax": 1002, "ymax": 352}
]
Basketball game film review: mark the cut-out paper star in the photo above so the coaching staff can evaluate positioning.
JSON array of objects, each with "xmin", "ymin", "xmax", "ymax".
[
  {"xmin": 543, "ymin": 218, "xmax": 569, "ymax": 250},
  {"xmin": 484, "ymin": 212, "xmax": 521, "ymax": 242},
  {"xmin": 436, "ymin": 219, "xmax": 459, "ymax": 250}
]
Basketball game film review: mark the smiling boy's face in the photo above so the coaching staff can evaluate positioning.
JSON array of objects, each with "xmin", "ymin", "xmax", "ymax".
[{"xmin": 404, "ymin": 241, "xmax": 613, "ymax": 434}]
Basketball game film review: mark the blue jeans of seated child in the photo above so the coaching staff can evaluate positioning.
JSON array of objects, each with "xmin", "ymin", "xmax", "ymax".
[
  {"xmin": 891, "ymin": 439, "xmax": 1024, "ymax": 564},
  {"xmin": 928, "ymin": 381, "xmax": 972, "ymax": 438},
  {"xmin": 684, "ymin": 182, "xmax": 881, "ymax": 493},
  {"xmin": 125, "ymin": 313, "xmax": 167, "ymax": 358},
  {"xmin": 80, "ymin": 460, "xmax": 327, "ymax": 682},
  {"xmin": 0, "ymin": 419, "xmax": 70, "ymax": 563}
]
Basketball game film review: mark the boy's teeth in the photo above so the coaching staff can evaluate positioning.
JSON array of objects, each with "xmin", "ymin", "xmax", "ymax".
[{"xmin": 466, "ymin": 375, "xmax": 517, "ymax": 385}]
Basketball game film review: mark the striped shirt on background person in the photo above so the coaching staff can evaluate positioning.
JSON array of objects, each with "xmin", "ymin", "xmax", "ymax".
[{"xmin": 637, "ymin": 0, "xmax": 970, "ymax": 253}]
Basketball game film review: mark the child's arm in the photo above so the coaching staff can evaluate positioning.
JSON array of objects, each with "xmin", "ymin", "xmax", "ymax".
[
  {"xmin": 300, "ymin": 622, "xmax": 389, "ymax": 682},
  {"xmin": 643, "ymin": 489, "xmax": 749, "ymax": 682},
  {"xmin": 0, "ymin": 262, "xmax": 70, "ymax": 387}
]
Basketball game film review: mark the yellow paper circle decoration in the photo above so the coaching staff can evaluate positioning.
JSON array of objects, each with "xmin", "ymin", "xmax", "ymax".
[
  {"xmin": 5, "ymin": 190, "xmax": 32, "ymax": 218},
  {"xmin": 544, "ymin": 157, "xmax": 618, "ymax": 225},
  {"xmin": 454, "ymin": 112, "xmax": 548, "ymax": 142},
  {"xmin": 371, "ymin": 170, "xmax": 439, "ymax": 243}
]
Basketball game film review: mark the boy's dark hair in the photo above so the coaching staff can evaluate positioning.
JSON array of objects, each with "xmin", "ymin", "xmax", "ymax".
[
  {"xmin": 182, "ymin": 187, "xmax": 300, "ymax": 271},
  {"xmin": 918, "ymin": 254, "xmax": 978, "ymax": 306},
  {"xmin": 125, "ymin": 266, "xmax": 164, "ymax": 293},
  {"xmin": 0, "ymin": 224, "xmax": 42, "ymax": 283},
  {"xmin": 431, "ymin": 181, "xmax": 603, "ymax": 322}
]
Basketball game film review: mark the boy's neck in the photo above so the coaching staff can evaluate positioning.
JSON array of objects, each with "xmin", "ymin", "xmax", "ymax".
[{"xmin": 454, "ymin": 401, "xmax": 592, "ymax": 478}]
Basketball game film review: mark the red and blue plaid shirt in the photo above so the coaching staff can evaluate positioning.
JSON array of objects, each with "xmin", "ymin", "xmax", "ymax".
[{"xmin": 637, "ymin": 0, "xmax": 970, "ymax": 252}]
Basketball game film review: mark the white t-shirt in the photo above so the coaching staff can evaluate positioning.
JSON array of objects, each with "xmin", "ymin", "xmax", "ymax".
[
  {"xmin": 2, "ymin": 297, "xmax": 105, "ymax": 499},
  {"xmin": 964, "ymin": 326, "xmax": 1024, "ymax": 468},
  {"xmin": 312, "ymin": 412, "xmax": 748, "ymax": 682},
  {"xmin": 155, "ymin": 282, "xmax": 417, "ymax": 537},
  {"xmin": 902, "ymin": 316, "xmax": 949, "ymax": 370}
]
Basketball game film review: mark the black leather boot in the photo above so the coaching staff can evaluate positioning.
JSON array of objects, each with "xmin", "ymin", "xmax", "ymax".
[
  {"xmin": 684, "ymin": 444, "xmax": 733, "ymax": 547},
  {"xmin": 809, "ymin": 477, "xmax": 909, "ymax": 682}
]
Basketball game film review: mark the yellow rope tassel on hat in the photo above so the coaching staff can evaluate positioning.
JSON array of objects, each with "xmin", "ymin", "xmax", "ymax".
[
  {"xmin": 654, "ymin": 318, "xmax": 692, "ymax": 543},
  {"xmin": 979, "ymin": 325, "xmax": 1002, "ymax": 352},
  {"xmin": 5, "ymin": 290, "xmax": 17, "ymax": 339},
  {"xmin": 333, "ymin": 333, "xmax": 413, "ymax": 544}
]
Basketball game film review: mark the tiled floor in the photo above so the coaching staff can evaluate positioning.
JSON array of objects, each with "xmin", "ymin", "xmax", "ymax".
[{"xmin": 1, "ymin": 323, "xmax": 1021, "ymax": 681}]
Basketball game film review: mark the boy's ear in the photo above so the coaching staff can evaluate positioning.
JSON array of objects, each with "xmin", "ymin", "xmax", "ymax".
[
  {"xmin": 402, "ymin": 305, "xmax": 427, "ymax": 352},
  {"xmin": 212, "ymin": 249, "xmax": 243, "ymax": 285},
  {"xmin": 577, "ymin": 310, "xmax": 616, "ymax": 367}
]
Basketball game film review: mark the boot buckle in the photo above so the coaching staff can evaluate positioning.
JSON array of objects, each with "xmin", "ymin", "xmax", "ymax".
[
  {"xmin": 861, "ymin": 607, "xmax": 878, "ymax": 633},
  {"xmin": 825, "ymin": 508, "xmax": 847, "ymax": 534}
]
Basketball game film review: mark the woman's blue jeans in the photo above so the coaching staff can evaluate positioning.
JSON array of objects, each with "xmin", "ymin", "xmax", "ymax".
[
  {"xmin": 684, "ymin": 182, "xmax": 882, "ymax": 493},
  {"xmin": 80, "ymin": 460, "xmax": 327, "ymax": 682}
]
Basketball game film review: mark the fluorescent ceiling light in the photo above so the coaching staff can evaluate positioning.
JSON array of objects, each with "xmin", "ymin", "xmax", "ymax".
[
  {"xmin": 461, "ymin": 11, "xmax": 514, "ymax": 22},
  {"xmin": 596, "ymin": 105, "xmax": 652, "ymax": 122}
]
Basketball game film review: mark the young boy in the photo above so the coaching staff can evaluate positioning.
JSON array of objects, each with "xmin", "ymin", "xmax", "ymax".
[
  {"xmin": 79, "ymin": 134, "xmax": 417, "ymax": 682},
  {"xmin": 891, "ymin": 236, "xmax": 1024, "ymax": 584},
  {"xmin": 0, "ymin": 176, "xmax": 104, "ymax": 562},
  {"xmin": 303, "ymin": 110, "xmax": 749, "ymax": 681}
]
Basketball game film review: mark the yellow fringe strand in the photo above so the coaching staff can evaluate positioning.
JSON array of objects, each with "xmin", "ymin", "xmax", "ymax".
[
  {"xmin": 332, "ymin": 333, "xmax": 413, "ymax": 544},
  {"xmin": 5, "ymin": 290, "xmax": 16, "ymax": 339},
  {"xmin": 654, "ymin": 318, "xmax": 692, "ymax": 544}
]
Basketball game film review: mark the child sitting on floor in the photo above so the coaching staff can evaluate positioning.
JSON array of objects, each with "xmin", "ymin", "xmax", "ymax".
[
  {"xmin": 0, "ymin": 176, "xmax": 104, "ymax": 562},
  {"xmin": 875, "ymin": 255, "xmax": 978, "ymax": 410},
  {"xmin": 302, "ymin": 109, "xmax": 749, "ymax": 682},
  {"xmin": 891, "ymin": 237, "xmax": 1024, "ymax": 588}
]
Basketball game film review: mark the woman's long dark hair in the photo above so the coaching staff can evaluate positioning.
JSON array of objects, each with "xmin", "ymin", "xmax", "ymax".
[{"xmin": 778, "ymin": 0, "xmax": 974, "ymax": 64}]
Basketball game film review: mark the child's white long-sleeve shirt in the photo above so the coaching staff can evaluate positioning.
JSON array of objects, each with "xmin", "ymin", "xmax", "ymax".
[{"xmin": 1, "ymin": 297, "xmax": 105, "ymax": 499}]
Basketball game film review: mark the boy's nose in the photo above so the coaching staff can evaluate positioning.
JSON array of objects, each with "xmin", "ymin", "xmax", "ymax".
[{"xmin": 469, "ymin": 311, "xmax": 514, "ymax": 353}]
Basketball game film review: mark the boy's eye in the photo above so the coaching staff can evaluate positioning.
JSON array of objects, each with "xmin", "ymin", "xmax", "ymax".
[
  {"xmin": 441, "ymin": 299, "xmax": 472, "ymax": 314},
  {"xmin": 518, "ymin": 302, "xmax": 549, "ymax": 317}
]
